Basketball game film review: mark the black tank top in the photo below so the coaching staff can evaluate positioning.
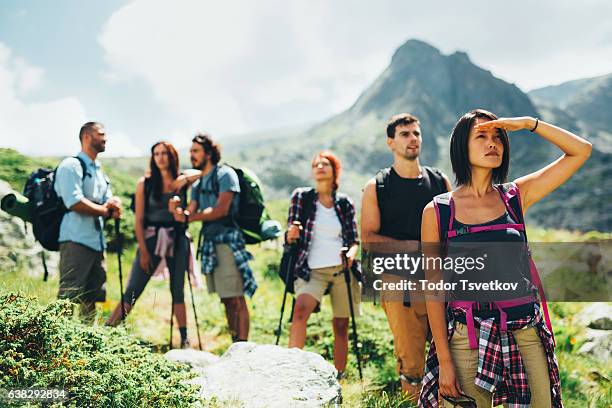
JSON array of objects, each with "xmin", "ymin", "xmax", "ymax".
[
  {"xmin": 145, "ymin": 192, "xmax": 175, "ymax": 226},
  {"xmin": 377, "ymin": 166, "xmax": 447, "ymax": 240},
  {"xmin": 447, "ymin": 211, "xmax": 535, "ymax": 303}
]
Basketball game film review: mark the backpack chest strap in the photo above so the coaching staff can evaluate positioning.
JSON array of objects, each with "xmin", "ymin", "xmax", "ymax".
[{"xmin": 447, "ymin": 223, "xmax": 525, "ymax": 238}]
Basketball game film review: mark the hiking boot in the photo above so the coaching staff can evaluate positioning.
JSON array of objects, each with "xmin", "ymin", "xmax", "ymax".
[
  {"xmin": 336, "ymin": 371, "xmax": 345, "ymax": 381},
  {"xmin": 180, "ymin": 339, "xmax": 191, "ymax": 349}
]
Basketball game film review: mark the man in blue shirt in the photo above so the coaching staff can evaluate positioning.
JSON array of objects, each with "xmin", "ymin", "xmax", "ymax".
[
  {"xmin": 171, "ymin": 133, "xmax": 255, "ymax": 342},
  {"xmin": 54, "ymin": 122, "xmax": 122, "ymax": 322}
]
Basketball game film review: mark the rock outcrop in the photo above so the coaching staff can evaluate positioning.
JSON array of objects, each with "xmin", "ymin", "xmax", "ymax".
[
  {"xmin": 166, "ymin": 343, "xmax": 341, "ymax": 407},
  {"xmin": 0, "ymin": 179, "xmax": 57, "ymax": 277}
]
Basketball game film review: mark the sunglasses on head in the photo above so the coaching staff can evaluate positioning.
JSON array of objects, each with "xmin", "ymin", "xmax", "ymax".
[{"xmin": 441, "ymin": 392, "xmax": 477, "ymax": 408}]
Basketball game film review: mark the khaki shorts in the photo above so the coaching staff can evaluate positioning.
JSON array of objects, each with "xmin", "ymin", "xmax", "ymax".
[
  {"xmin": 294, "ymin": 265, "xmax": 361, "ymax": 318},
  {"xmin": 381, "ymin": 298, "xmax": 429, "ymax": 378},
  {"xmin": 444, "ymin": 322, "xmax": 552, "ymax": 408},
  {"xmin": 206, "ymin": 244, "xmax": 244, "ymax": 299},
  {"xmin": 58, "ymin": 241, "xmax": 106, "ymax": 303}
]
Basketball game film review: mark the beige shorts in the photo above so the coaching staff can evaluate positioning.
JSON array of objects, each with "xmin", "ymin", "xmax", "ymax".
[
  {"xmin": 294, "ymin": 265, "xmax": 361, "ymax": 318},
  {"xmin": 206, "ymin": 244, "xmax": 244, "ymax": 299},
  {"xmin": 444, "ymin": 322, "xmax": 552, "ymax": 408}
]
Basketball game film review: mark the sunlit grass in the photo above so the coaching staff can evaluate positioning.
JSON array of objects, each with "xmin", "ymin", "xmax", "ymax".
[{"xmin": 2, "ymin": 238, "xmax": 610, "ymax": 407}]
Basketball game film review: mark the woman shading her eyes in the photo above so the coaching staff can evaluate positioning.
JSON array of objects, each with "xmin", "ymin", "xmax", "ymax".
[{"xmin": 419, "ymin": 110, "xmax": 591, "ymax": 407}]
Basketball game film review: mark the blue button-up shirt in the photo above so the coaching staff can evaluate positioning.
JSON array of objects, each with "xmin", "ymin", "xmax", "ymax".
[{"xmin": 54, "ymin": 151, "xmax": 112, "ymax": 252}]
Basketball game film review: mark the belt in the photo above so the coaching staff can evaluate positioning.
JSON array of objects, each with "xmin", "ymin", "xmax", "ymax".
[{"xmin": 449, "ymin": 296, "xmax": 536, "ymax": 349}]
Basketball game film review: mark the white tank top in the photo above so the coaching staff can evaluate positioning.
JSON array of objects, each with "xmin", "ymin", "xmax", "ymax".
[{"xmin": 307, "ymin": 201, "xmax": 343, "ymax": 269}]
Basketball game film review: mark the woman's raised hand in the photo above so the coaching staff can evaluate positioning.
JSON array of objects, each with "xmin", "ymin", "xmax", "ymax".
[{"xmin": 474, "ymin": 116, "xmax": 536, "ymax": 133}]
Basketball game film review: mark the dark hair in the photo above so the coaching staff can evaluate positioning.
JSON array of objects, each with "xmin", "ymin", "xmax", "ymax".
[
  {"xmin": 386, "ymin": 113, "xmax": 420, "ymax": 138},
  {"xmin": 449, "ymin": 109, "xmax": 510, "ymax": 186},
  {"xmin": 312, "ymin": 150, "xmax": 342, "ymax": 192},
  {"xmin": 79, "ymin": 122, "xmax": 103, "ymax": 142},
  {"xmin": 192, "ymin": 133, "xmax": 221, "ymax": 164},
  {"xmin": 149, "ymin": 141, "xmax": 180, "ymax": 201}
]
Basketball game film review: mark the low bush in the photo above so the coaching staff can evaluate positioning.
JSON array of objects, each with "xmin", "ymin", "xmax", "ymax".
[{"xmin": 0, "ymin": 292, "xmax": 199, "ymax": 407}]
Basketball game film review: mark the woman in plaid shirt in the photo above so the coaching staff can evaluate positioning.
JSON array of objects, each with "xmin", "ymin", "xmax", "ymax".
[
  {"xmin": 420, "ymin": 109, "xmax": 592, "ymax": 407},
  {"xmin": 286, "ymin": 150, "xmax": 361, "ymax": 379}
]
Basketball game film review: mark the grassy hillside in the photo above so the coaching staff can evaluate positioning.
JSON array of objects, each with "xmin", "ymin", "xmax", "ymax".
[
  {"xmin": 0, "ymin": 148, "xmax": 140, "ymax": 249},
  {"xmin": 2, "ymin": 232, "xmax": 611, "ymax": 407},
  {"xmin": 1, "ymin": 147, "xmax": 611, "ymax": 407}
]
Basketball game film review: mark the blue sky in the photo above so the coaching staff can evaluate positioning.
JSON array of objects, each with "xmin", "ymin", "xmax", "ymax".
[{"xmin": 1, "ymin": 0, "xmax": 611, "ymax": 157}]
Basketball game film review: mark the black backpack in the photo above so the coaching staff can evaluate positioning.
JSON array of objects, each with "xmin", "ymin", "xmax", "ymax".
[
  {"xmin": 23, "ymin": 156, "xmax": 88, "ymax": 252},
  {"xmin": 23, "ymin": 157, "xmax": 89, "ymax": 281}
]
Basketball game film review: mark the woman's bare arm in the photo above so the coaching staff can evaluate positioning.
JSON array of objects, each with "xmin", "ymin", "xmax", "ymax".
[
  {"xmin": 422, "ymin": 201, "xmax": 462, "ymax": 398},
  {"xmin": 475, "ymin": 117, "xmax": 592, "ymax": 212}
]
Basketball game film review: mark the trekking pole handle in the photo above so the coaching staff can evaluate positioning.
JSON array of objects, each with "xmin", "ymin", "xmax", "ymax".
[
  {"xmin": 287, "ymin": 221, "xmax": 302, "ymax": 246},
  {"xmin": 183, "ymin": 210, "xmax": 191, "ymax": 236},
  {"xmin": 340, "ymin": 246, "xmax": 349, "ymax": 258},
  {"xmin": 340, "ymin": 246, "xmax": 349, "ymax": 272}
]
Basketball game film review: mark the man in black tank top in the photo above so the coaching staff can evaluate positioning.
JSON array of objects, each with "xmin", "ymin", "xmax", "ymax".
[{"xmin": 362, "ymin": 113, "xmax": 451, "ymax": 400}]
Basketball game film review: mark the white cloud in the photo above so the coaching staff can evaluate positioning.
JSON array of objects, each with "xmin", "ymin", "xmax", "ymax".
[
  {"xmin": 98, "ymin": 0, "xmax": 391, "ymax": 134},
  {"xmin": 0, "ymin": 42, "xmax": 144, "ymax": 158},
  {"xmin": 103, "ymin": 130, "xmax": 144, "ymax": 158},
  {"xmin": 99, "ymin": 0, "xmax": 612, "ymax": 139},
  {"xmin": 0, "ymin": 42, "xmax": 87, "ymax": 156}
]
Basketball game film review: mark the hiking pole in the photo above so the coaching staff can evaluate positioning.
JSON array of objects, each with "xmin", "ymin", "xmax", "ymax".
[
  {"xmin": 341, "ymin": 247, "xmax": 363, "ymax": 381},
  {"xmin": 275, "ymin": 221, "xmax": 301, "ymax": 345},
  {"xmin": 114, "ymin": 216, "xmax": 126, "ymax": 321},
  {"xmin": 183, "ymin": 211, "xmax": 203, "ymax": 350},
  {"xmin": 169, "ymin": 253, "xmax": 175, "ymax": 350},
  {"xmin": 169, "ymin": 295, "xmax": 174, "ymax": 350},
  {"xmin": 41, "ymin": 251, "xmax": 49, "ymax": 282}
]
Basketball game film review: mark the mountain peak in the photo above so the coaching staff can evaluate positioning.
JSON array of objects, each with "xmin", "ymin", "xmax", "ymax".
[
  {"xmin": 391, "ymin": 39, "xmax": 440, "ymax": 64},
  {"xmin": 449, "ymin": 50, "xmax": 471, "ymax": 63}
]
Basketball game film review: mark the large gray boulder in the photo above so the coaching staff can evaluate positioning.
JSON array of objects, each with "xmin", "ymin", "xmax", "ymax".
[
  {"xmin": 578, "ymin": 328, "xmax": 612, "ymax": 361},
  {"xmin": 0, "ymin": 179, "xmax": 58, "ymax": 276},
  {"xmin": 166, "ymin": 342, "xmax": 341, "ymax": 407},
  {"xmin": 576, "ymin": 302, "xmax": 612, "ymax": 330},
  {"xmin": 164, "ymin": 348, "xmax": 221, "ymax": 374}
]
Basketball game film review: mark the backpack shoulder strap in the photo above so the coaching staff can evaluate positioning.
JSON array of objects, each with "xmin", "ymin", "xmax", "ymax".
[
  {"xmin": 333, "ymin": 192, "xmax": 351, "ymax": 221},
  {"xmin": 336, "ymin": 192, "xmax": 351, "ymax": 208},
  {"xmin": 299, "ymin": 188, "xmax": 316, "ymax": 226},
  {"xmin": 211, "ymin": 165, "xmax": 221, "ymax": 196},
  {"xmin": 495, "ymin": 182, "xmax": 524, "ymax": 226},
  {"xmin": 496, "ymin": 182, "xmax": 554, "ymax": 342},
  {"xmin": 432, "ymin": 192, "xmax": 452, "ymax": 242},
  {"xmin": 375, "ymin": 167, "xmax": 390, "ymax": 212},
  {"xmin": 72, "ymin": 156, "xmax": 89, "ymax": 180},
  {"xmin": 426, "ymin": 166, "xmax": 449, "ymax": 193}
]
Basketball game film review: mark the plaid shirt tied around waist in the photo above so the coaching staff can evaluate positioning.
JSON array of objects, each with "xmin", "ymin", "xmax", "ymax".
[
  {"xmin": 420, "ymin": 303, "xmax": 562, "ymax": 408},
  {"xmin": 200, "ymin": 229, "xmax": 257, "ymax": 297},
  {"xmin": 285, "ymin": 187, "xmax": 361, "ymax": 282}
]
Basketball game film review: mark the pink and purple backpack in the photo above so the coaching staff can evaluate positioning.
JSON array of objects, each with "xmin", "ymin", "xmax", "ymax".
[{"xmin": 432, "ymin": 182, "xmax": 554, "ymax": 348}]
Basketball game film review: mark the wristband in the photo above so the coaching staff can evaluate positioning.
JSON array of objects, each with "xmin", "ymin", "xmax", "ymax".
[{"xmin": 530, "ymin": 118, "xmax": 539, "ymax": 132}]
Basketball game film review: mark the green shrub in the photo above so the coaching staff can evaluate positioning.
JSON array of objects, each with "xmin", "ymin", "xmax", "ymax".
[{"xmin": 0, "ymin": 292, "xmax": 199, "ymax": 407}]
